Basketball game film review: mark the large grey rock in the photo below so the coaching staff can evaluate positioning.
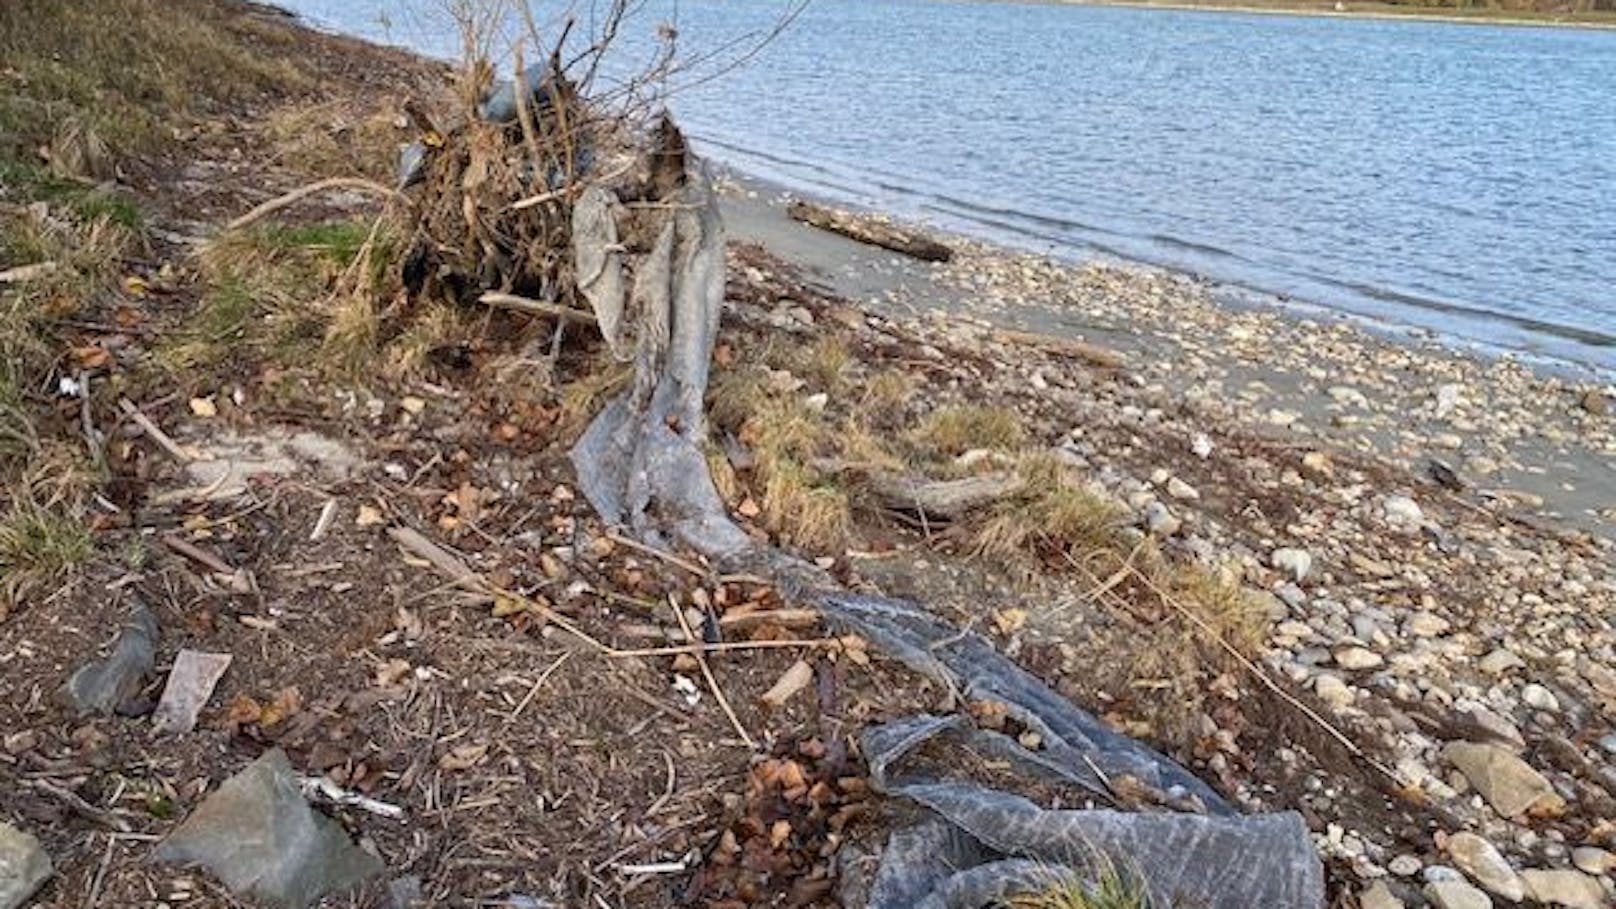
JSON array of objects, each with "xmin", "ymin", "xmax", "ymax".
[
  {"xmin": 1443, "ymin": 741, "xmax": 1564, "ymax": 818},
  {"xmin": 64, "ymin": 603, "xmax": 158, "ymax": 714},
  {"xmin": 154, "ymin": 749, "xmax": 382, "ymax": 909},
  {"xmin": 0, "ymin": 823, "xmax": 52, "ymax": 909},
  {"xmin": 1520, "ymin": 869, "xmax": 1606, "ymax": 909},
  {"xmin": 1446, "ymin": 832, "xmax": 1524, "ymax": 901}
]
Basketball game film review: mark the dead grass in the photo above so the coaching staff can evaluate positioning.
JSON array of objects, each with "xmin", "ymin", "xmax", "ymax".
[
  {"xmin": 709, "ymin": 365, "xmax": 854, "ymax": 550},
  {"xmin": 264, "ymin": 101, "xmax": 404, "ymax": 183},
  {"xmin": 0, "ymin": 0, "xmax": 315, "ymax": 160},
  {"xmin": 160, "ymin": 221, "xmax": 398, "ymax": 380},
  {"xmin": 973, "ymin": 451, "xmax": 1124, "ymax": 566},
  {"xmin": 1008, "ymin": 861, "xmax": 1151, "ymax": 909},
  {"xmin": 917, "ymin": 403, "xmax": 1026, "ymax": 456}
]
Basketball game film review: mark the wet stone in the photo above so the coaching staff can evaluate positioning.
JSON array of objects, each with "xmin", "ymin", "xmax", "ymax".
[{"xmin": 154, "ymin": 749, "xmax": 383, "ymax": 909}]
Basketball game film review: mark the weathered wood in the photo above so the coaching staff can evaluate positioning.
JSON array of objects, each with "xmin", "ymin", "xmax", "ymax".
[
  {"xmin": 479, "ymin": 292, "xmax": 598, "ymax": 324},
  {"xmin": 786, "ymin": 200, "xmax": 954, "ymax": 263},
  {"xmin": 992, "ymin": 328, "xmax": 1126, "ymax": 370},
  {"xmin": 868, "ymin": 471, "xmax": 1024, "ymax": 520}
]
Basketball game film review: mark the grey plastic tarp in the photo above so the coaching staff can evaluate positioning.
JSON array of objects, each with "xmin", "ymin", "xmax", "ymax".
[{"xmin": 567, "ymin": 160, "xmax": 1326, "ymax": 909}]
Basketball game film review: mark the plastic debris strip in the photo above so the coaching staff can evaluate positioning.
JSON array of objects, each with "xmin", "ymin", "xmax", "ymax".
[{"xmin": 566, "ymin": 150, "xmax": 1324, "ymax": 909}]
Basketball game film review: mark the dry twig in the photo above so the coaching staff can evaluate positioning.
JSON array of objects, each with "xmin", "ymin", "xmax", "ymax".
[{"xmin": 671, "ymin": 594, "xmax": 755, "ymax": 749}]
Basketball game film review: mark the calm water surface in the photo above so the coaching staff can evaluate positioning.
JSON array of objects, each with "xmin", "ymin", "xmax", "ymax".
[{"xmin": 283, "ymin": 0, "xmax": 1616, "ymax": 371}]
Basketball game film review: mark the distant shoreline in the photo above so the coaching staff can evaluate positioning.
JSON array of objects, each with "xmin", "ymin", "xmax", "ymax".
[{"xmin": 1044, "ymin": 0, "xmax": 1616, "ymax": 29}]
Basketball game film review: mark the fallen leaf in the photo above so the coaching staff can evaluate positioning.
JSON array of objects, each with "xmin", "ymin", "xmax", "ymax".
[
  {"xmin": 992, "ymin": 608, "xmax": 1028, "ymax": 635},
  {"xmin": 438, "ymin": 742, "xmax": 488, "ymax": 771},
  {"xmin": 258, "ymin": 687, "xmax": 302, "ymax": 728},
  {"xmin": 224, "ymin": 694, "xmax": 262, "ymax": 729},
  {"xmin": 70, "ymin": 345, "xmax": 111, "ymax": 369},
  {"xmin": 759, "ymin": 659, "xmax": 814, "ymax": 708},
  {"xmin": 375, "ymin": 658, "xmax": 412, "ymax": 688}
]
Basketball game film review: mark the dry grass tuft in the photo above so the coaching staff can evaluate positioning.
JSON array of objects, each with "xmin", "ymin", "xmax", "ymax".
[
  {"xmin": 708, "ymin": 365, "xmax": 853, "ymax": 551},
  {"xmin": 1008, "ymin": 861, "xmax": 1151, "ymax": 909},
  {"xmin": 264, "ymin": 101, "xmax": 404, "ymax": 183},
  {"xmin": 973, "ymin": 451, "xmax": 1124, "ymax": 566},
  {"xmin": 917, "ymin": 403, "xmax": 1026, "ymax": 456},
  {"xmin": 858, "ymin": 369, "xmax": 915, "ymax": 425}
]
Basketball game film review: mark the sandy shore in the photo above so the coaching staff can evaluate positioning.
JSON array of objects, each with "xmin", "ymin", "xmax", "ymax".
[{"xmin": 715, "ymin": 170, "xmax": 1616, "ymax": 541}]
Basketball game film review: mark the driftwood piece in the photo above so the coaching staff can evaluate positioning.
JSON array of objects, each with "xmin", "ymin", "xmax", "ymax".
[
  {"xmin": 786, "ymin": 200, "xmax": 953, "ymax": 263},
  {"xmin": 869, "ymin": 471, "xmax": 1024, "ymax": 520},
  {"xmin": 992, "ymin": 329, "xmax": 1126, "ymax": 370}
]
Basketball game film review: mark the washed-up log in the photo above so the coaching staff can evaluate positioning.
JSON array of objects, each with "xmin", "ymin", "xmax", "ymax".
[
  {"xmin": 786, "ymin": 200, "xmax": 953, "ymax": 263},
  {"xmin": 868, "ymin": 471, "xmax": 1024, "ymax": 521},
  {"xmin": 992, "ymin": 328, "xmax": 1126, "ymax": 370}
]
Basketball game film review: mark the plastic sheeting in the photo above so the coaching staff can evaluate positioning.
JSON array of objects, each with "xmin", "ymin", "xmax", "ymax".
[{"xmin": 568, "ymin": 156, "xmax": 1325, "ymax": 909}]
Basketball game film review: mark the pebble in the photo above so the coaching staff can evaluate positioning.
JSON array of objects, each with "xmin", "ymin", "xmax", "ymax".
[
  {"xmin": 1144, "ymin": 502, "xmax": 1181, "ymax": 536},
  {"xmin": 1520, "ymin": 683, "xmax": 1559, "ymax": 712},
  {"xmin": 1406, "ymin": 612, "xmax": 1450, "ymax": 638},
  {"xmin": 1272, "ymin": 547, "xmax": 1314, "ymax": 582},
  {"xmin": 1388, "ymin": 855, "xmax": 1423, "ymax": 877},
  {"xmin": 1570, "ymin": 847, "xmax": 1614, "ymax": 876},
  {"xmin": 1334, "ymin": 646, "xmax": 1384, "ymax": 671},
  {"xmin": 1383, "ymin": 495, "xmax": 1425, "ymax": 529},
  {"xmin": 1315, "ymin": 674, "xmax": 1354, "ymax": 708},
  {"xmin": 1446, "ymin": 832, "xmax": 1524, "ymax": 902},
  {"xmin": 1360, "ymin": 880, "xmax": 1406, "ymax": 909},
  {"xmin": 1477, "ymin": 648, "xmax": 1525, "ymax": 676},
  {"xmin": 1424, "ymin": 879, "xmax": 1493, "ymax": 909}
]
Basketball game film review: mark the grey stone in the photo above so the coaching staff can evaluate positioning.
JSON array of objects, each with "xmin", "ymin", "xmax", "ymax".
[
  {"xmin": 1443, "ymin": 742, "xmax": 1564, "ymax": 819},
  {"xmin": 154, "ymin": 749, "xmax": 383, "ymax": 909},
  {"xmin": 0, "ymin": 824, "xmax": 51, "ymax": 909},
  {"xmin": 64, "ymin": 603, "xmax": 158, "ymax": 715},
  {"xmin": 1424, "ymin": 879, "xmax": 1494, "ymax": 909},
  {"xmin": 1335, "ymin": 646, "xmax": 1384, "ymax": 671},
  {"xmin": 1520, "ymin": 869, "xmax": 1605, "ymax": 909},
  {"xmin": 1446, "ymin": 832, "xmax": 1524, "ymax": 902},
  {"xmin": 1360, "ymin": 880, "xmax": 1406, "ymax": 909}
]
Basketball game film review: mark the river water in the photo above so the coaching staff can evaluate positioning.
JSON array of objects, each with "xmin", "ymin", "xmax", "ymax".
[{"xmin": 280, "ymin": 0, "xmax": 1616, "ymax": 371}]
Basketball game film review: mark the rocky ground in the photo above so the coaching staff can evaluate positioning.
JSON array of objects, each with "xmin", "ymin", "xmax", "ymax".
[{"xmin": 3, "ymin": 4, "xmax": 1615, "ymax": 909}]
